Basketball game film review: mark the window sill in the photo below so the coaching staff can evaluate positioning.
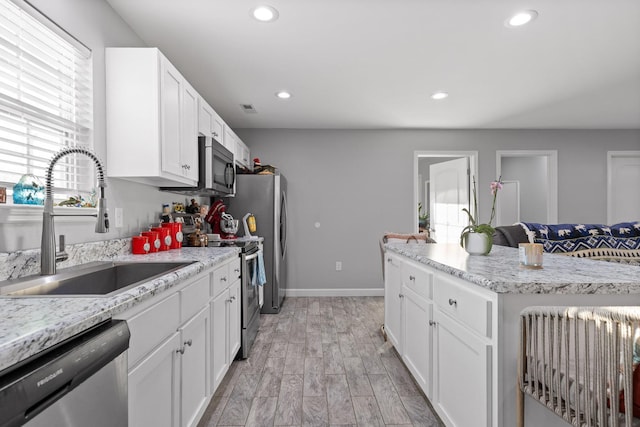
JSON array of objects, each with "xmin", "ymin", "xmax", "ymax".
[{"xmin": 0, "ymin": 204, "xmax": 98, "ymax": 224}]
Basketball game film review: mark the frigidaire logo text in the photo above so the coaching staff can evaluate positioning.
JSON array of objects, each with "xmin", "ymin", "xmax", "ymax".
[{"xmin": 37, "ymin": 368, "xmax": 63, "ymax": 387}]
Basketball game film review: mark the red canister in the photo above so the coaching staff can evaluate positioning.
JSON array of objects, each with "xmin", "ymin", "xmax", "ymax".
[
  {"xmin": 152, "ymin": 226, "xmax": 172, "ymax": 251},
  {"xmin": 165, "ymin": 222, "xmax": 183, "ymax": 249},
  {"xmin": 141, "ymin": 230, "xmax": 161, "ymax": 253},
  {"xmin": 131, "ymin": 235, "xmax": 150, "ymax": 254}
]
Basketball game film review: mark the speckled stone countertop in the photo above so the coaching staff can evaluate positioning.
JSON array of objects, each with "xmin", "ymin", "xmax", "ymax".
[
  {"xmin": 0, "ymin": 247, "xmax": 239, "ymax": 373},
  {"xmin": 384, "ymin": 243, "xmax": 640, "ymax": 294}
]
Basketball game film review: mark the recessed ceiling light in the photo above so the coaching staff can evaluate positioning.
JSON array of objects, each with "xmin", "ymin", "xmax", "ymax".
[
  {"xmin": 276, "ymin": 91, "xmax": 291, "ymax": 99},
  {"xmin": 252, "ymin": 5, "xmax": 279, "ymax": 22},
  {"xmin": 506, "ymin": 10, "xmax": 538, "ymax": 28},
  {"xmin": 431, "ymin": 91, "xmax": 448, "ymax": 100}
]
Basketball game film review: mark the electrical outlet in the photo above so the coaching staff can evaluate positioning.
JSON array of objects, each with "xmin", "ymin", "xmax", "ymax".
[
  {"xmin": 114, "ymin": 208, "xmax": 123, "ymax": 228},
  {"xmin": 335, "ymin": 261, "xmax": 342, "ymax": 271}
]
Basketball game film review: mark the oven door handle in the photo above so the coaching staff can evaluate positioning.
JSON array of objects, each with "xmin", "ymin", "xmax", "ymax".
[{"xmin": 244, "ymin": 252, "xmax": 259, "ymax": 262}]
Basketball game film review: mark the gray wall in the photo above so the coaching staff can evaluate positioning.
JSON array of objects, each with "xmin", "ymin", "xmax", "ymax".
[
  {"xmin": 237, "ymin": 129, "xmax": 640, "ymax": 292},
  {"xmin": 0, "ymin": 0, "xmax": 201, "ymax": 252},
  {"xmin": 501, "ymin": 156, "xmax": 548, "ymax": 223}
]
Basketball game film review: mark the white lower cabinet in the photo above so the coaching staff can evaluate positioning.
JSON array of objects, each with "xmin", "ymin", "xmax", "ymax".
[
  {"xmin": 116, "ymin": 256, "xmax": 243, "ymax": 427},
  {"xmin": 211, "ymin": 289, "xmax": 229, "ymax": 391},
  {"xmin": 228, "ymin": 280, "xmax": 241, "ymax": 358},
  {"xmin": 210, "ymin": 274, "xmax": 241, "ymax": 393},
  {"xmin": 433, "ymin": 308, "xmax": 492, "ymax": 427},
  {"xmin": 128, "ymin": 332, "xmax": 180, "ymax": 427},
  {"xmin": 384, "ymin": 250, "xmax": 497, "ymax": 427},
  {"xmin": 384, "ymin": 253, "xmax": 403, "ymax": 349},
  {"xmin": 179, "ymin": 307, "xmax": 209, "ymax": 427},
  {"xmin": 401, "ymin": 285, "xmax": 432, "ymax": 396}
]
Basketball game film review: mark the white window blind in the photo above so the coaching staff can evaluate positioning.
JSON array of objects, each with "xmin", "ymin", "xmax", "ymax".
[{"xmin": 0, "ymin": 0, "xmax": 93, "ymax": 204}]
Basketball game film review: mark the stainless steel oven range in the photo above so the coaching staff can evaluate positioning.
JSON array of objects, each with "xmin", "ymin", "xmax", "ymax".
[{"xmin": 209, "ymin": 239, "xmax": 260, "ymax": 359}]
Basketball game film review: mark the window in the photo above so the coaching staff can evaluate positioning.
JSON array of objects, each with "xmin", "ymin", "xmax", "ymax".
[{"xmin": 0, "ymin": 0, "xmax": 93, "ymax": 205}]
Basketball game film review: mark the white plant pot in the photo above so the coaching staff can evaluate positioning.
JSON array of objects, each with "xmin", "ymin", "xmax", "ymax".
[{"xmin": 463, "ymin": 232, "xmax": 492, "ymax": 256}]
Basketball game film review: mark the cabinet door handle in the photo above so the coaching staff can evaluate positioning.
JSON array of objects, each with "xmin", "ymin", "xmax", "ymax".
[
  {"xmin": 398, "ymin": 293, "xmax": 404, "ymax": 299},
  {"xmin": 234, "ymin": 268, "xmax": 240, "ymax": 273},
  {"xmin": 221, "ymin": 276, "xmax": 227, "ymax": 282},
  {"xmin": 184, "ymin": 339, "xmax": 193, "ymax": 347},
  {"xmin": 230, "ymin": 295, "xmax": 236, "ymax": 301},
  {"xmin": 429, "ymin": 320, "xmax": 437, "ymax": 326},
  {"xmin": 409, "ymin": 275, "xmax": 415, "ymax": 281},
  {"xmin": 176, "ymin": 346, "xmax": 185, "ymax": 355},
  {"xmin": 448, "ymin": 298, "xmax": 457, "ymax": 307}
]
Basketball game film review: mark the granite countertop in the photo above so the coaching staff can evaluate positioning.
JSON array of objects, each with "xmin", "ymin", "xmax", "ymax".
[
  {"xmin": 384, "ymin": 243, "xmax": 640, "ymax": 294},
  {"xmin": 0, "ymin": 247, "xmax": 239, "ymax": 373}
]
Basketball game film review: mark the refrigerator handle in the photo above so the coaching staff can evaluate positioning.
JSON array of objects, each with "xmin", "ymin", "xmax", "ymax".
[{"xmin": 281, "ymin": 191, "xmax": 288, "ymax": 260}]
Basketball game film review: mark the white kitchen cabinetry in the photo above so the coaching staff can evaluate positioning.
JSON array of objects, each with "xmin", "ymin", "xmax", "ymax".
[
  {"xmin": 222, "ymin": 126, "xmax": 236, "ymax": 154},
  {"xmin": 116, "ymin": 269, "xmax": 213, "ymax": 427},
  {"xmin": 210, "ymin": 258, "xmax": 242, "ymax": 393},
  {"xmin": 128, "ymin": 332, "xmax": 180, "ymax": 427},
  {"xmin": 198, "ymin": 97, "xmax": 224, "ymax": 144},
  {"xmin": 383, "ymin": 250, "xmax": 496, "ymax": 427},
  {"xmin": 432, "ymin": 272, "xmax": 494, "ymax": 427},
  {"xmin": 106, "ymin": 47, "xmax": 198, "ymax": 187},
  {"xmin": 234, "ymin": 137, "xmax": 251, "ymax": 168},
  {"xmin": 178, "ymin": 307, "xmax": 209, "ymax": 427},
  {"xmin": 433, "ymin": 306, "xmax": 491, "ymax": 427},
  {"xmin": 383, "ymin": 253, "xmax": 403, "ymax": 349}
]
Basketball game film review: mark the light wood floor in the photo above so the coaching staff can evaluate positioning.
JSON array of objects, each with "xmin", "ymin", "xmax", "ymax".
[{"xmin": 197, "ymin": 296, "xmax": 443, "ymax": 427}]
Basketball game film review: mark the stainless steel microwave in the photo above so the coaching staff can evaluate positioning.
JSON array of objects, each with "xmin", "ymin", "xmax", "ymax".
[{"xmin": 161, "ymin": 136, "xmax": 235, "ymax": 196}]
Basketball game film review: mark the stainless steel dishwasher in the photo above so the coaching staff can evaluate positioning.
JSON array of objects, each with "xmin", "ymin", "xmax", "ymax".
[{"xmin": 0, "ymin": 319, "xmax": 130, "ymax": 427}]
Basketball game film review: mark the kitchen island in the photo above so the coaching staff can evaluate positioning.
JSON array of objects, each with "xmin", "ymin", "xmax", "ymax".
[{"xmin": 383, "ymin": 242, "xmax": 640, "ymax": 427}]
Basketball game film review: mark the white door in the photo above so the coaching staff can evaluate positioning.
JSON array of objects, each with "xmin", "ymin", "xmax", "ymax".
[
  {"xmin": 429, "ymin": 157, "xmax": 470, "ymax": 243},
  {"xmin": 608, "ymin": 152, "xmax": 640, "ymax": 224}
]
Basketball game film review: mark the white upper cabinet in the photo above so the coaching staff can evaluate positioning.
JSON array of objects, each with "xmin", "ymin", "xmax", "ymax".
[
  {"xmin": 106, "ymin": 48, "xmax": 198, "ymax": 187},
  {"xmin": 234, "ymin": 137, "xmax": 251, "ymax": 169},
  {"xmin": 197, "ymin": 97, "xmax": 224, "ymax": 144}
]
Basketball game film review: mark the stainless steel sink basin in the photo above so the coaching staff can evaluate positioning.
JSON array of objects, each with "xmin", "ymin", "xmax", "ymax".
[{"xmin": 0, "ymin": 261, "xmax": 195, "ymax": 297}]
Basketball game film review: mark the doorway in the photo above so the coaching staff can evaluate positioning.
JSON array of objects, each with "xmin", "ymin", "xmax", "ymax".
[
  {"xmin": 608, "ymin": 151, "xmax": 640, "ymax": 224},
  {"xmin": 414, "ymin": 151, "xmax": 478, "ymax": 243},
  {"xmin": 496, "ymin": 150, "xmax": 558, "ymax": 225}
]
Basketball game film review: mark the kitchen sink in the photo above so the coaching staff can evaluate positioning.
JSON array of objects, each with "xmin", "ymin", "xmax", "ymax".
[{"xmin": 0, "ymin": 261, "xmax": 195, "ymax": 297}]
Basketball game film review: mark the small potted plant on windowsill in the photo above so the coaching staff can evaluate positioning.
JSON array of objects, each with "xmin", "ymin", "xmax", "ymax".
[{"xmin": 460, "ymin": 176, "xmax": 502, "ymax": 255}]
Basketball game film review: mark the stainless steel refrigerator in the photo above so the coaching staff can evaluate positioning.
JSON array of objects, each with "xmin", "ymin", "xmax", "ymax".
[{"xmin": 228, "ymin": 173, "xmax": 288, "ymax": 313}]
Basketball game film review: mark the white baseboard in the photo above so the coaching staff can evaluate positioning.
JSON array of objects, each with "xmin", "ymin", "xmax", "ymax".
[{"xmin": 285, "ymin": 288, "xmax": 384, "ymax": 297}]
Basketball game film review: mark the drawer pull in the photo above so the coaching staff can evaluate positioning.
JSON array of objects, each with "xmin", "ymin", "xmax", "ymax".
[
  {"xmin": 230, "ymin": 295, "xmax": 236, "ymax": 301},
  {"xmin": 429, "ymin": 320, "xmax": 437, "ymax": 326},
  {"xmin": 448, "ymin": 298, "xmax": 457, "ymax": 307},
  {"xmin": 409, "ymin": 275, "xmax": 415, "ymax": 281},
  {"xmin": 398, "ymin": 293, "xmax": 404, "ymax": 299},
  {"xmin": 221, "ymin": 276, "xmax": 227, "ymax": 282},
  {"xmin": 184, "ymin": 339, "xmax": 193, "ymax": 347},
  {"xmin": 234, "ymin": 268, "xmax": 241, "ymax": 273},
  {"xmin": 176, "ymin": 346, "xmax": 185, "ymax": 355}
]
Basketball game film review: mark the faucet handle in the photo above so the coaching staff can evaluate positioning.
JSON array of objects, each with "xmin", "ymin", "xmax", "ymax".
[{"xmin": 56, "ymin": 234, "xmax": 69, "ymax": 263}]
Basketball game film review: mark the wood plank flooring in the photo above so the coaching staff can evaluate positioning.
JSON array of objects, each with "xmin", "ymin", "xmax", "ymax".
[{"xmin": 197, "ymin": 296, "xmax": 443, "ymax": 427}]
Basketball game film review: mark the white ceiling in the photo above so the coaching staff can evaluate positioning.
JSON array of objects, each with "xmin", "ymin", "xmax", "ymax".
[{"xmin": 105, "ymin": 0, "xmax": 640, "ymax": 130}]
